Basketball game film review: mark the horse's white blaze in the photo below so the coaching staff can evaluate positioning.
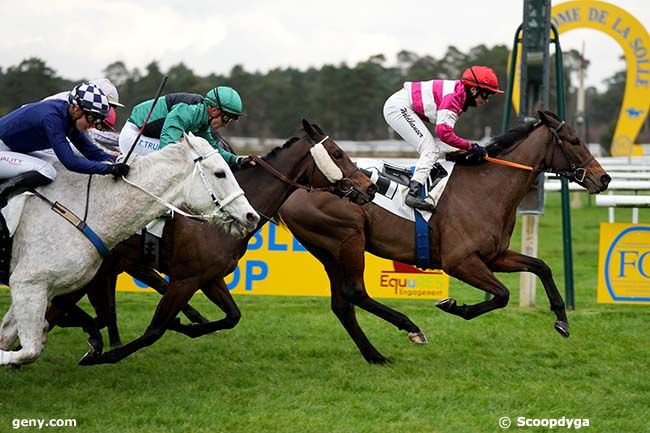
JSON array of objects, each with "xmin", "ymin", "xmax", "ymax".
[{"xmin": 0, "ymin": 133, "xmax": 258, "ymax": 365}]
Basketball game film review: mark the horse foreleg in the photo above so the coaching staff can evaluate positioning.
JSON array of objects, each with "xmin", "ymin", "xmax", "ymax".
[
  {"xmin": 50, "ymin": 298, "xmax": 104, "ymax": 355},
  {"xmin": 168, "ymin": 278, "xmax": 240, "ymax": 338},
  {"xmin": 46, "ymin": 288, "xmax": 88, "ymax": 331},
  {"xmin": 78, "ymin": 277, "xmax": 200, "ymax": 365},
  {"xmin": 0, "ymin": 284, "xmax": 48, "ymax": 366},
  {"xmin": 488, "ymin": 250, "xmax": 569, "ymax": 337},
  {"xmin": 130, "ymin": 267, "xmax": 209, "ymax": 325},
  {"xmin": 437, "ymin": 255, "xmax": 510, "ymax": 320},
  {"xmin": 86, "ymin": 272, "xmax": 121, "ymax": 348}
]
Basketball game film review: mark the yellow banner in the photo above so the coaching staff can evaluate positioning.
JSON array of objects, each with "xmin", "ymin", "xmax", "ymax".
[
  {"xmin": 597, "ymin": 223, "xmax": 650, "ymax": 303},
  {"xmin": 512, "ymin": 1, "xmax": 650, "ymax": 156},
  {"xmin": 117, "ymin": 223, "xmax": 449, "ymax": 300}
]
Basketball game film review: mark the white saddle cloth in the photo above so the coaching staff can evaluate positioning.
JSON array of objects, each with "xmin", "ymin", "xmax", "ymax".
[{"xmin": 363, "ymin": 160, "xmax": 455, "ymax": 222}]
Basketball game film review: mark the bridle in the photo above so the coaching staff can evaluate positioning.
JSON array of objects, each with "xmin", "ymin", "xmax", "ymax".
[
  {"xmin": 191, "ymin": 149, "xmax": 245, "ymax": 218},
  {"xmin": 485, "ymin": 118, "xmax": 593, "ymax": 184},
  {"xmin": 249, "ymin": 135, "xmax": 369, "ymax": 202},
  {"xmin": 544, "ymin": 120, "xmax": 593, "ymax": 183},
  {"xmin": 121, "ymin": 148, "xmax": 245, "ymax": 221}
]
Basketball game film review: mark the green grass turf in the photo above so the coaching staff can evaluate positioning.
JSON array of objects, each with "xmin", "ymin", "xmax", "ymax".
[{"xmin": 0, "ymin": 193, "xmax": 648, "ymax": 433}]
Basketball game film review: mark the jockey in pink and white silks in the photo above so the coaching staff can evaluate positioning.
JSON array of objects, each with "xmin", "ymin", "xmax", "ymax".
[{"xmin": 383, "ymin": 65, "xmax": 504, "ymax": 212}]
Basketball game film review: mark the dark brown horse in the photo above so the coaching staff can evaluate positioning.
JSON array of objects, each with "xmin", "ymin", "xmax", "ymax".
[
  {"xmin": 278, "ymin": 111, "xmax": 610, "ymax": 363},
  {"xmin": 56, "ymin": 111, "xmax": 610, "ymax": 366},
  {"xmin": 47, "ymin": 120, "xmax": 377, "ymax": 364}
]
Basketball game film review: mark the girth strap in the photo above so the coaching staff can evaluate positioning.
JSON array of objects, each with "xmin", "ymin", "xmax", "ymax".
[{"xmin": 30, "ymin": 189, "xmax": 111, "ymax": 258}]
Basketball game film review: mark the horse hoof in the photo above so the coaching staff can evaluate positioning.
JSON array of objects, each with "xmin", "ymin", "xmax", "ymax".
[
  {"xmin": 408, "ymin": 332, "xmax": 429, "ymax": 344},
  {"xmin": 88, "ymin": 338, "xmax": 104, "ymax": 355},
  {"xmin": 78, "ymin": 350, "xmax": 101, "ymax": 366},
  {"xmin": 368, "ymin": 355, "xmax": 392, "ymax": 365},
  {"xmin": 554, "ymin": 321, "xmax": 570, "ymax": 338},
  {"xmin": 436, "ymin": 298, "xmax": 457, "ymax": 312}
]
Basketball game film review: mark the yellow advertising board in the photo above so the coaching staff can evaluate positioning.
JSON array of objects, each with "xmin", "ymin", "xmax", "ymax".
[
  {"xmin": 117, "ymin": 223, "xmax": 449, "ymax": 300},
  {"xmin": 511, "ymin": 1, "xmax": 650, "ymax": 156},
  {"xmin": 597, "ymin": 223, "xmax": 650, "ymax": 303}
]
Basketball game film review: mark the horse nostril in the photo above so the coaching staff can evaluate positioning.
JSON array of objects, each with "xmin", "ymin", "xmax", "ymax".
[
  {"xmin": 246, "ymin": 212, "xmax": 258, "ymax": 223},
  {"xmin": 368, "ymin": 184, "xmax": 378, "ymax": 195},
  {"xmin": 601, "ymin": 174, "xmax": 611, "ymax": 186}
]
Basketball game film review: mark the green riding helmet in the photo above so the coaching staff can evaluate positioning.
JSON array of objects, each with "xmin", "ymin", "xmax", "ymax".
[{"xmin": 205, "ymin": 86, "xmax": 244, "ymax": 118}]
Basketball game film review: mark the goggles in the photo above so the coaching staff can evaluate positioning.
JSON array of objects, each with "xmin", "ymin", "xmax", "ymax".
[
  {"xmin": 479, "ymin": 90, "xmax": 495, "ymax": 100},
  {"xmin": 84, "ymin": 112, "xmax": 106, "ymax": 129},
  {"xmin": 221, "ymin": 112, "xmax": 238, "ymax": 124}
]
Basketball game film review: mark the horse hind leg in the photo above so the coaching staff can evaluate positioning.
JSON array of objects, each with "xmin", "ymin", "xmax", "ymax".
[
  {"xmin": 437, "ymin": 255, "xmax": 510, "ymax": 320},
  {"xmin": 488, "ymin": 250, "xmax": 569, "ymax": 337},
  {"xmin": 0, "ymin": 284, "xmax": 48, "ymax": 365}
]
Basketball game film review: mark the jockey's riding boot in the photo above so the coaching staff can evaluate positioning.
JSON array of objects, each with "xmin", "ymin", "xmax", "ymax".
[
  {"xmin": 0, "ymin": 171, "xmax": 52, "ymax": 209},
  {"xmin": 405, "ymin": 180, "xmax": 436, "ymax": 213}
]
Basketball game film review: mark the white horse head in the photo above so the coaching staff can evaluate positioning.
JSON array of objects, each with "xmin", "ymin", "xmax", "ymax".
[
  {"xmin": 0, "ymin": 133, "xmax": 259, "ymax": 366},
  {"xmin": 180, "ymin": 133, "xmax": 259, "ymax": 236}
]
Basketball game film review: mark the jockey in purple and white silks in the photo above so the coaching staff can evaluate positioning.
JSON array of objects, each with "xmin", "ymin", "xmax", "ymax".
[{"xmin": 383, "ymin": 65, "xmax": 504, "ymax": 212}]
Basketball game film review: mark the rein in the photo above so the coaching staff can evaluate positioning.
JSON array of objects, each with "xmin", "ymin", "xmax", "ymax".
[
  {"xmin": 120, "ymin": 150, "xmax": 243, "ymax": 221},
  {"xmin": 486, "ymin": 120, "xmax": 593, "ymax": 183},
  {"xmin": 250, "ymin": 135, "xmax": 364, "ymax": 200},
  {"xmin": 545, "ymin": 121, "xmax": 593, "ymax": 183}
]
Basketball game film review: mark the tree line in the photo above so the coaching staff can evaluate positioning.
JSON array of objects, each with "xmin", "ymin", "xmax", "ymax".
[{"xmin": 0, "ymin": 44, "xmax": 642, "ymax": 152}]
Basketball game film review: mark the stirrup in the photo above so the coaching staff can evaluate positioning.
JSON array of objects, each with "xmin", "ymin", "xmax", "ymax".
[{"xmin": 405, "ymin": 195, "xmax": 436, "ymax": 212}]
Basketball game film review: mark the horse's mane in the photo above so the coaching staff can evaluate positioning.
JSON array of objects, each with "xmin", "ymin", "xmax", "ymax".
[
  {"xmin": 447, "ymin": 117, "xmax": 539, "ymax": 165},
  {"xmin": 485, "ymin": 117, "xmax": 539, "ymax": 157},
  {"xmin": 231, "ymin": 136, "xmax": 302, "ymax": 172},
  {"xmin": 262, "ymin": 136, "xmax": 301, "ymax": 161}
]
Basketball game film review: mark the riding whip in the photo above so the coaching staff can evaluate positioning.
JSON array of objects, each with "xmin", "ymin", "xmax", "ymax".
[
  {"xmin": 484, "ymin": 155, "xmax": 533, "ymax": 171},
  {"xmin": 123, "ymin": 75, "xmax": 169, "ymax": 164}
]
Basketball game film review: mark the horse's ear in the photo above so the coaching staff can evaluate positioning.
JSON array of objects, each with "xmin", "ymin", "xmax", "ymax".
[
  {"xmin": 537, "ymin": 110, "xmax": 549, "ymax": 125},
  {"xmin": 302, "ymin": 119, "xmax": 319, "ymax": 141},
  {"xmin": 184, "ymin": 132, "xmax": 197, "ymax": 152}
]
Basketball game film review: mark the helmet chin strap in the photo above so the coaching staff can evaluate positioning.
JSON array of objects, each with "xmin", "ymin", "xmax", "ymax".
[{"xmin": 463, "ymin": 86, "xmax": 478, "ymax": 110}]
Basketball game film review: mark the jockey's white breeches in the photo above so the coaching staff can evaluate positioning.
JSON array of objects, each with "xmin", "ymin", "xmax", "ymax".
[
  {"xmin": 119, "ymin": 122, "xmax": 161, "ymax": 156},
  {"xmin": 383, "ymin": 89, "xmax": 455, "ymax": 185},
  {"xmin": 0, "ymin": 140, "xmax": 57, "ymax": 180}
]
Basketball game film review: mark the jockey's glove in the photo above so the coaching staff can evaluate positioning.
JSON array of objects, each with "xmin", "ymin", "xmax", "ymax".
[
  {"xmin": 106, "ymin": 162, "xmax": 131, "ymax": 178},
  {"xmin": 236, "ymin": 155, "xmax": 256, "ymax": 168},
  {"xmin": 469, "ymin": 143, "xmax": 487, "ymax": 159}
]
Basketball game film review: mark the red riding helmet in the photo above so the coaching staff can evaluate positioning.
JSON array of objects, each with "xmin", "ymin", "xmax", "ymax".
[
  {"xmin": 101, "ymin": 107, "xmax": 117, "ymax": 131},
  {"xmin": 461, "ymin": 66, "xmax": 504, "ymax": 94}
]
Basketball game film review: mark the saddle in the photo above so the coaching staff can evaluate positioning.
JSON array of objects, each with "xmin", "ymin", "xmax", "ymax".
[
  {"xmin": 141, "ymin": 211, "xmax": 173, "ymax": 269},
  {"xmin": 362, "ymin": 162, "xmax": 449, "ymax": 199}
]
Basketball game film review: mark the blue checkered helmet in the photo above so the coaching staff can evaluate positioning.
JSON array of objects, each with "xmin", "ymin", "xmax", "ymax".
[{"xmin": 68, "ymin": 82, "xmax": 110, "ymax": 117}]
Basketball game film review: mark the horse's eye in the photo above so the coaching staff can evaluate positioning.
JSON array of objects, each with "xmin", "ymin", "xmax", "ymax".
[
  {"xmin": 333, "ymin": 150, "xmax": 343, "ymax": 159},
  {"xmin": 214, "ymin": 171, "xmax": 226, "ymax": 178}
]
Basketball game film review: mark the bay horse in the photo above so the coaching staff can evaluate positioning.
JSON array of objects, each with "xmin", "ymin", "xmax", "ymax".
[
  {"xmin": 278, "ymin": 111, "xmax": 611, "ymax": 364},
  {"xmin": 0, "ymin": 134, "xmax": 260, "ymax": 366},
  {"xmin": 51, "ymin": 119, "xmax": 376, "ymax": 365}
]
